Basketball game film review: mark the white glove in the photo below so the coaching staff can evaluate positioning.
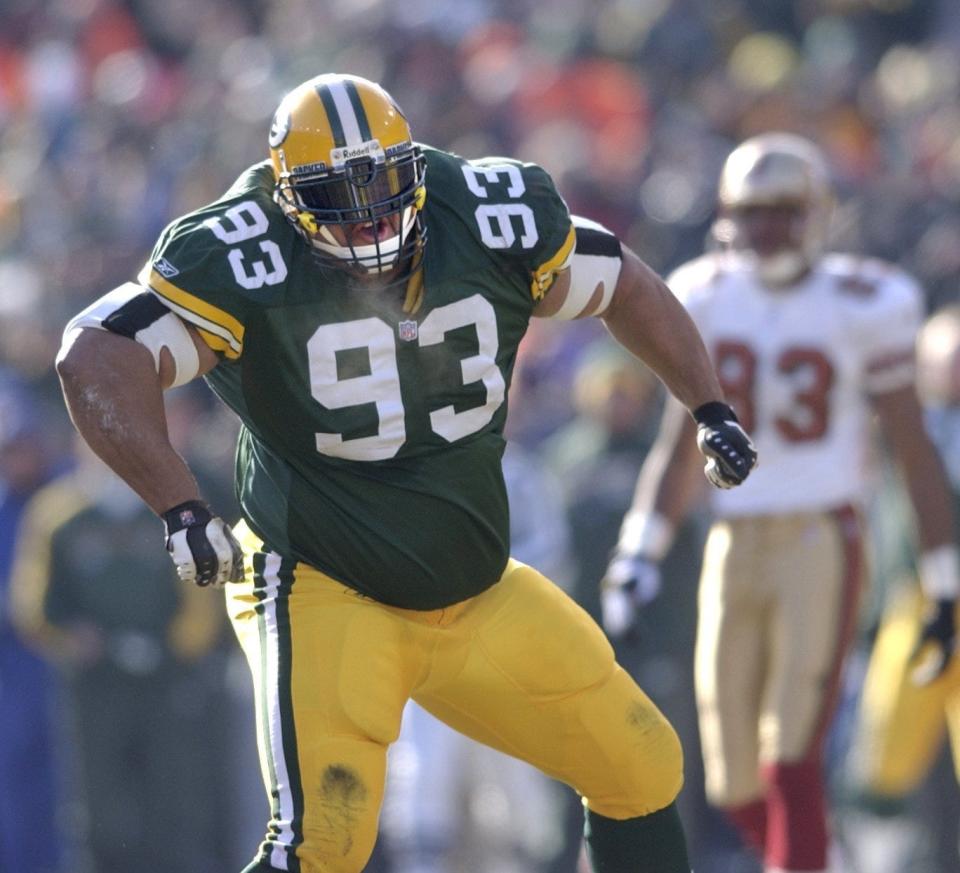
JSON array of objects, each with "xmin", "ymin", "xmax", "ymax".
[
  {"xmin": 162, "ymin": 500, "xmax": 245, "ymax": 587},
  {"xmin": 600, "ymin": 553, "xmax": 662, "ymax": 639}
]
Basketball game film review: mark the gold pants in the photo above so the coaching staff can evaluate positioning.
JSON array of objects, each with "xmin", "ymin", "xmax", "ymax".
[
  {"xmin": 695, "ymin": 507, "xmax": 865, "ymax": 806},
  {"xmin": 227, "ymin": 523, "xmax": 683, "ymax": 873}
]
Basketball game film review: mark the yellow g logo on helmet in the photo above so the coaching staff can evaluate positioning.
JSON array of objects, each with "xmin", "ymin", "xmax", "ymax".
[{"xmin": 268, "ymin": 108, "xmax": 291, "ymax": 149}]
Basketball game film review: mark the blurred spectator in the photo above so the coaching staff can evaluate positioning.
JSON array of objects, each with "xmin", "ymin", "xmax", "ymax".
[
  {"xmin": 8, "ymin": 435, "xmax": 228, "ymax": 873},
  {"xmin": 0, "ymin": 370, "xmax": 66, "ymax": 873}
]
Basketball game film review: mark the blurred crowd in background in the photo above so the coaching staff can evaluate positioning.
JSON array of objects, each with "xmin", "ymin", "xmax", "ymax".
[{"xmin": 4, "ymin": 0, "xmax": 960, "ymax": 871}]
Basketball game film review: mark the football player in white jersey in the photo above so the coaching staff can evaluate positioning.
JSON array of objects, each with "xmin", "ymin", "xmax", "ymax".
[{"xmin": 600, "ymin": 132, "xmax": 960, "ymax": 873}]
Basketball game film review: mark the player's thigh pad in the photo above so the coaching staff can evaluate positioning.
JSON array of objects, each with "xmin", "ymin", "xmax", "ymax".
[
  {"xmin": 226, "ymin": 522, "xmax": 418, "ymax": 873},
  {"xmin": 414, "ymin": 560, "xmax": 683, "ymax": 819}
]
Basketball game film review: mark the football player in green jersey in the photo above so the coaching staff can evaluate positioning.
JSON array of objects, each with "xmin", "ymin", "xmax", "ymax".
[{"xmin": 56, "ymin": 73, "xmax": 757, "ymax": 873}]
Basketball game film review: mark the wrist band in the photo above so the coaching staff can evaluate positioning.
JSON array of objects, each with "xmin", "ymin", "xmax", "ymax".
[
  {"xmin": 162, "ymin": 499, "xmax": 212, "ymax": 533},
  {"xmin": 617, "ymin": 511, "xmax": 675, "ymax": 562},
  {"xmin": 920, "ymin": 545, "xmax": 960, "ymax": 600},
  {"xmin": 693, "ymin": 400, "xmax": 736, "ymax": 425}
]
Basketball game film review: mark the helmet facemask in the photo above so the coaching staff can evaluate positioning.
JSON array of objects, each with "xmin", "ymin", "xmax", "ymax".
[{"xmin": 276, "ymin": 147, "xmax": 427, "ymax": 283}]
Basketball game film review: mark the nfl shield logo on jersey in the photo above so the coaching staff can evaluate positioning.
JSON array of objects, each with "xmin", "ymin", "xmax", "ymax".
[{"xmin": 398, "ymin": 320, "xmax": 418, "ymax": 342}]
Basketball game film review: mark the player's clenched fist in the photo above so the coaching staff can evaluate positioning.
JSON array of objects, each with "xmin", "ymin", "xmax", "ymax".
[
  {"xmin": 693, "ymin": 401, "xmax": 758, "ymax": 489},
  {"xmin": 162, "ymin": 499, "xmax": 244, "ymax": 587}
]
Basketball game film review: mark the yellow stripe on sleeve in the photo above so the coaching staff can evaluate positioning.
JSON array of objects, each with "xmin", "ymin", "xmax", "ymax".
[
  {"xmin": 137, "ymin": 265, "xmax": 245, "ymax": 359},
  {"xmin": 530, "ymin": 223, "xmax": 576, "ymax": 301},
  {"xmin": 195, "ymin": 327, "xmax": 236, "ymax": 356}
]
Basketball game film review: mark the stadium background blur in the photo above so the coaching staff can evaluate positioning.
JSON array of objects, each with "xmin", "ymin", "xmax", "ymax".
[{"xmin": 3, "ymin": 0, "xmax": 960, "ymax": 871}]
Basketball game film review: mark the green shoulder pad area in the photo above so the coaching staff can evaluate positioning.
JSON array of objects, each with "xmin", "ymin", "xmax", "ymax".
[
  {"xmin": 422, "ymin": 147, "xmax": 575, "ymax": 300},
  {"xmin": 137, "ymin": 162, "xmax": 296, "ymax": 359}
]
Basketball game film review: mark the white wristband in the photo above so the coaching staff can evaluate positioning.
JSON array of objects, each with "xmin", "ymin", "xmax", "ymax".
[
  {"xmin": 919, "ymin": 545, "xmax": 960, "ymax": 600},
  {"xmin": 617, "ymin": 511, "xmax": 675, "ymax": 562}
]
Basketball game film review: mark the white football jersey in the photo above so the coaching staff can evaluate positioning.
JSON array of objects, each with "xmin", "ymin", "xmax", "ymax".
[{"xmin": 669, "ymin": 251, "xmax": 923, "ymax": 516}]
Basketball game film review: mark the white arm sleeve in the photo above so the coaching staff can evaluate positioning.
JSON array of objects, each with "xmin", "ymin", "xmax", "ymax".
[
  {"xmin": 550, "ymin": 215, "xmax": 623, "ymax": 320},
  {"xmin": 64, "ymin": 282, "xmax": 200, "ymax": 388}
]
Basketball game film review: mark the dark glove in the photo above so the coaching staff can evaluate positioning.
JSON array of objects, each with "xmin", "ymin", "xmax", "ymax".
[
  {"xmin": 600, "ymin": 553, "xmax": 662, "ymax": 640},
  {"xmin": 162, "ymin": 499, "xmax": 245, "ymax": 587},
  {"xmin": 693, "ymin": 401, "xmax": 758, "ymax": 489},
  {"xmin": 910, "ymin": 597, "xmax": 957, "ymax": 686}
]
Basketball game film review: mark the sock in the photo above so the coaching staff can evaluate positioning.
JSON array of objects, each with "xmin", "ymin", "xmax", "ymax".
[
  {"xmin": 583, "ymin": 802, "xmax": 690, "ymax": 873},
  {"xmin": 725, "ymin": 797, "xmax": 767, "ymax": 855},
  {"xmin": 763, "ymin": 760, "xmax": 828, "ymax": 870}
]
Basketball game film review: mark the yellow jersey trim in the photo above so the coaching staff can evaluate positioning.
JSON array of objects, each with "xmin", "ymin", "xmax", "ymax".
[
  {"xmin": 530, "ymin": 223, "xmax": 576, "ymax": 301},
  {"xmin": 138, "ymin": 266, "xmax": 245, "ymax": 359}
]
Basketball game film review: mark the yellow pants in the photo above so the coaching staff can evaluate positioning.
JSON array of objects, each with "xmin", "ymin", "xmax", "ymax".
[
  {"xmin": 226, "ymin": 524, "xmax": 683, "ymax": 873},
  {"xmin": 852, "ymin": 583, "xmax": 960, "ymax": 797}
]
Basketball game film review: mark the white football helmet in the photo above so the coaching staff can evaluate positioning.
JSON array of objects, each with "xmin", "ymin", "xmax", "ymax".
[{"xmin": 713, "ymin": 132, "xmax": 833, "ymax": 286}]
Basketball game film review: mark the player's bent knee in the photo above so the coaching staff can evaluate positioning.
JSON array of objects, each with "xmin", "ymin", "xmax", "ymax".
[
  {"xmin": 595, "ymin": 721, "xmax": 683, "ymax": 820},
  {"xmin": 581, "ymin": 669, "xmax": 685, "ymax": 819}
]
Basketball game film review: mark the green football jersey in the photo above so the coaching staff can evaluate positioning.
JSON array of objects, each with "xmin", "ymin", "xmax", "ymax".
[{"xmin": 138, "ymin": 147, "xmax": 575, "ymax": 608}]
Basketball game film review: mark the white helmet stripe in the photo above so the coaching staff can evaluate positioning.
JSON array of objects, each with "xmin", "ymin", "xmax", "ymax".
[{"xmin": 328, "ymin": 81, "xmax": 364, "ymax": 147}]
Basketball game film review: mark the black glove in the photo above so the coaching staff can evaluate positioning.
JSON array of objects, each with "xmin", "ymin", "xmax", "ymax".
[
  {"xmin": 600, "ymin": 553, "xmax": 662, "ymax": 640},
  {"xmin": 693, "ymin": 401, "xmax": 758, "ymax": 489},
  {"xmin": 162, "ymin": 499, "xmax": 245, "ymax": 587},
  {"xmin": 910, "ymin": 597, "xmax": 958, "ymax": 686}
]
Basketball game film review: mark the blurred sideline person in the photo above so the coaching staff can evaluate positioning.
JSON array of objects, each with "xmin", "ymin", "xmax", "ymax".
[
  {"xmin": 10, "ymin": 438, "xmax": 227, "ymax": 873},
  {"xmin": 55, "ymin": 73, "xmax": 756, "ymax": 873},
  {"xmin": 381, "ymin": 438, "xmax": 573, "ymax": 873},
  {"xmin": 600, "ymin": 132, "xmax": 958, "ymax": 873},
  {"xmin": 545, "ymin": 344, "xmax": 749, "ymax": 873},
  {"xmin": 845, "ymin": 304, "xmax": 960, "ymax": 859},
  {"xmin": 546, "ymin": 343, "xmax": 663, "ymax": 625},
  {"xmin": 0, "ymin": 372, "xmax": 65, "ymax": 873}
]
